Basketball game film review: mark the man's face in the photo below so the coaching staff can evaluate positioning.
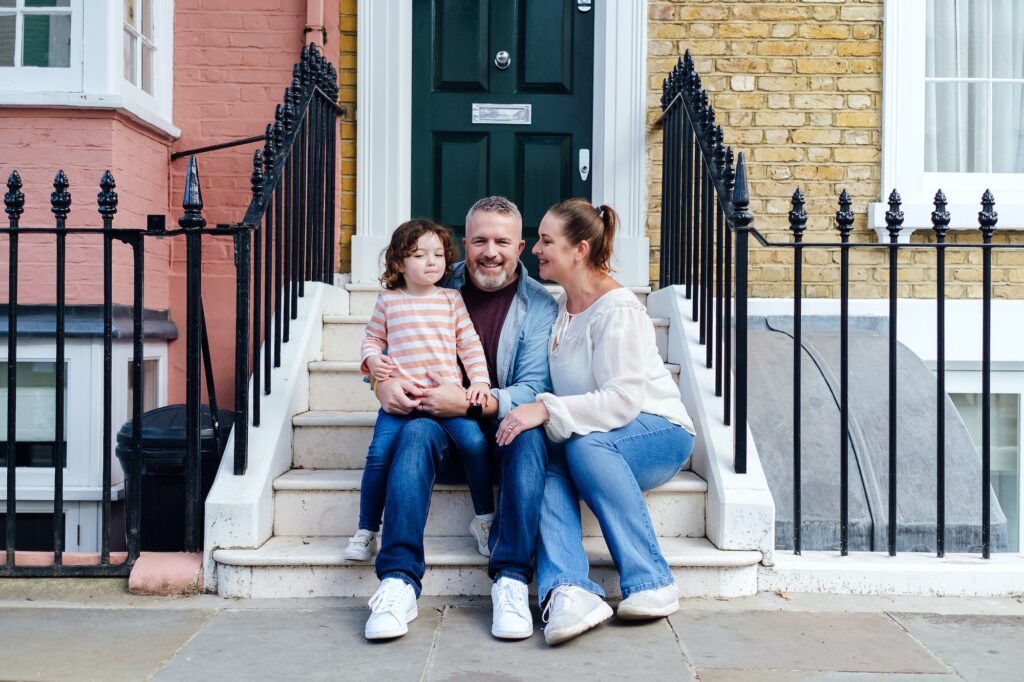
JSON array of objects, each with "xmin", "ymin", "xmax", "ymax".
[{"xmin": 464, "ymin": 210, "xmax": 525, "ymax": 291}]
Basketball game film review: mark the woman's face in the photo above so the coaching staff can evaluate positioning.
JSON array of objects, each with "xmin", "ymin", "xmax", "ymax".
[{"xmin": 532, "ymin": 211, "xmax": 579, "ymax": 284}]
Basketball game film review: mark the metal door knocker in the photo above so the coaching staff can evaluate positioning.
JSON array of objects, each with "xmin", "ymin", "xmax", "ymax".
[{"xmin": 494, "ymin": 51, "xmax": 511, "ymax": 70}]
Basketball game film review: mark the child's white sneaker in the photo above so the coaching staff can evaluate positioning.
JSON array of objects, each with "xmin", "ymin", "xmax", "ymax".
[
  {"xmin": 344, "ymin": 529, "xmax": 377, "ymax": 562},
  {"xmin": 469, "ymin": 514, "xmax": 493, "ymax": 557}
]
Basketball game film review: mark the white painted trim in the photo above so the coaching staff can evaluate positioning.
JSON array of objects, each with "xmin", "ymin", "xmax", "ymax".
[
  {"xmin": 647, "ymin": 286, "xmax": 775, "ymax": 563},
  {"xmin": 352, "ymin": 0, "xmax": 650, "ymax": 286},
  {"xmin": 881, "ymin": 0, "xmax": 1024, "ymax": 233},
  {"xmin": 203, "ymin": 282, "xmax": 348, "ymax": 591}
]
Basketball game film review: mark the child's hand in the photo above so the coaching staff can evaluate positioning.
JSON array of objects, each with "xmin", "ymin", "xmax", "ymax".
[
  {"xmin": 367, "ymin": 355, "xmax": 396, "ymax": 381},
  {"xmin": 466, "ymin": 382, "xmax": 490, "ymax": 406}
]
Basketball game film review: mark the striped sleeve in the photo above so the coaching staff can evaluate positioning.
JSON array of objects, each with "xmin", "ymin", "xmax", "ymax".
[
  {"xmin": 450, "ymin": 291, "xmax": 490, "ymax": 386},
  {"xmin": 359, "ymin": 293, "xmax": 388, "ymax": 375}
]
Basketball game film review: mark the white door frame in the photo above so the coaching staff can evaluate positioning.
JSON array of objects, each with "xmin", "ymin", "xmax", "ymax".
[{"xmin": 353, "ymin": 0, "xmax": 649, "ymax": 287}]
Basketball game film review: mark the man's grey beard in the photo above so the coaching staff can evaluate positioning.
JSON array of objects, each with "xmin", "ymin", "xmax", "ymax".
[{"xmin": 469, "ymin": 261, "xmax": 514, "ymax": 291}]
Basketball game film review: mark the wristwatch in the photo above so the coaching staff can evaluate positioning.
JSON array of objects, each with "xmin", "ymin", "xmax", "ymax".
[{"xmin": 466, "ymin": 401, "xmax": 483, "ymax": 419}]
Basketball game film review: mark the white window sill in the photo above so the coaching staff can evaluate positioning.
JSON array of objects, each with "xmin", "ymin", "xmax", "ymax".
[
  {"xmin": 869, "ymin": 202, "xmax": 1024, "ymax": 242},
  {"xmin": 1, "ymin": 483, "xmax": 125, "ymax": 502},
  {"xmin": 0, "ymin": 90, "xmax": 180, "ymax": 139}
]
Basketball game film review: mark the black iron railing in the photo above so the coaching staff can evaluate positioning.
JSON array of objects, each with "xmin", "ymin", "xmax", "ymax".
[
  {"xmin": 659, "ymin": 51, "xmax": 1022, "ymax": 559},
  {"xmin": 1, "ymin": 44, "xmax": 339, "ymax": 575}
]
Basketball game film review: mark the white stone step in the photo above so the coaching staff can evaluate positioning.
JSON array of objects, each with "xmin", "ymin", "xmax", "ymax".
[
  {"xmin": 292, "ymin": 411, "xmax": 377, "ymax": 469},
  {"xmin": 306, "ymin": 359, "xmax": 679, "ymax": 412},
  {"xmin": 344, "ymin": 284, "xmax": 651, "ymax": 317},
  {"xmin": 272, "ymin": 469, "xmax": 706, "ymax": 538},
  {"xmin": 322, "ymin": 313, "xmax": 669, "ymax": 363},
  {"xmin": 213, "ymin": 534, "xmax": 760, "ymax": 599}
]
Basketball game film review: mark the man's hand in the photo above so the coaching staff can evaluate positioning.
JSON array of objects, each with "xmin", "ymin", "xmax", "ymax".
[
  {"xmin": 416, "ymin": 370, "xmax": 471, "ymax": 418},
  {"xmin": 496, "ymin": 401, "xmax": 549, "ymax": 446},
  {"xmin": 375, "ymin": 378, "xmax": 421, "ymax": 416}
]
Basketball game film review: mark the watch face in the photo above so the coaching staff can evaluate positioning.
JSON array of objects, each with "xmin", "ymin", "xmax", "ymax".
[{"xmin": 467, "ymin": 402, "xmax": 483, "ymax": 418}]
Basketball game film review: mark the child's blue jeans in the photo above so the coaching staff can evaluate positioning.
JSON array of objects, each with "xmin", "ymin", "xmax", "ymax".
[{"xmin": 357, "ymin": 408, "xmax": 493, "ymax": 532}]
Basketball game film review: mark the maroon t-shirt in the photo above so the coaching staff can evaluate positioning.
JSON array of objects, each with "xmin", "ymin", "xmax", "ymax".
[{"xmin": 460, "ymin": 276, "xmax": 518, "ymax": 388}]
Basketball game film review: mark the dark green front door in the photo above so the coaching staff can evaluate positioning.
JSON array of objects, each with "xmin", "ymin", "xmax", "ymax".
[{"xmin": 411, "ymin": 0, "xmax": 594, "ymax": 272}]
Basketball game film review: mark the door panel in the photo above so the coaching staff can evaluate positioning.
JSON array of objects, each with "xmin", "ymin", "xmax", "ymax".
[
  {"xmin": 517, "ymin": 0, "xmax": 573, "ymax": 93},
  {"xmin": 412, "ymin": 0, "xmax": 594, "ymax": 276},
  {"xmin": 434, "ymin": 0, "xmax": 489, "ymax": 92}
]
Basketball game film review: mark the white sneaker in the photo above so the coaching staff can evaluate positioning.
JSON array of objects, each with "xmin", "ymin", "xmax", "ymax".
[
  {"xmin": 541, "ymin": 585, "xmax": 613, "ymax": 645},
  {"xmin": 616, "ymin": 583, "xmax": 680, "ymax": 620},
  {"xmin": 344, "ymin": 529, "xmax": 377, "ymax": 562},
  {"xmin": 469, "ymin": 515, "xmax": 493, "ymax": 557},
  {"xmin": 491, "ymin": 577, "xmax": 533, "ymax": 639},
  {"xmin": 364, "ymin": 578, "xmax": 418, "ymax": 640}
]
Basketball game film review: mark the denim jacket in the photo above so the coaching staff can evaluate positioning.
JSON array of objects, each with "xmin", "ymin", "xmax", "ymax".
[{"xmin": 446, "ymin": 261, "xmax": 557, "ymax": 419}]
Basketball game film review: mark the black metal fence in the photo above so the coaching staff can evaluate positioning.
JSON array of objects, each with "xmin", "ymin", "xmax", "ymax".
[
  {"xmin": 659, "ymin": 51, "xmax": 1023, "ymax": 559},
  {"xmin": 1, "ymin": 44, "xmax": 339, "ymax": 576}
]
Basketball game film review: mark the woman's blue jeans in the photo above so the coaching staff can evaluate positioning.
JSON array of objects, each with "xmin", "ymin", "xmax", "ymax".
[
  {"xmin": 357, "ymin": 409, "xmax": 493, "ymax": 532},
  {"xmin": 536, "ymin": 413, "xmax": 695, "ymax": 603}
]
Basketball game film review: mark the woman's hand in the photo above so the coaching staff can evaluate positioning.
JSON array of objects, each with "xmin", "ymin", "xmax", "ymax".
[{"xmin": 496, "ymin": 401, "xmax": 549, "ymax": 447}]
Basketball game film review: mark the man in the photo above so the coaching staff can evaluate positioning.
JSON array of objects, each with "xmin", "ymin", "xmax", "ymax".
[{"xmin": 364, "ymin": 196, "xmax": 557, "ymax": 640}]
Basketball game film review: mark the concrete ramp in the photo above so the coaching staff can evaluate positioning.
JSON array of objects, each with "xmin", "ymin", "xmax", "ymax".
[{"xmin": 747, "ymin": 316, "xmax": 1008, "ymax": 553}]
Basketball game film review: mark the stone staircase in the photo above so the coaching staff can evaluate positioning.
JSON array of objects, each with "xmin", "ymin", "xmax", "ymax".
[{"xmin": 213, "ymin": 284, "xmax": 762, "ymax": 598}]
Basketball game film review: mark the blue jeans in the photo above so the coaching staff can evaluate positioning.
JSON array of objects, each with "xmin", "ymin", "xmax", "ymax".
[
  {"xmin": 536, "ymin": 413, "xmax": 695, "ymax": 603},
  {"xmin": 375, "ymin": 417, "xmax": 548, "ymax": 596},
  {"xmin": 358, "ymin": 410, "xmax": 493, "ymax": 533}
]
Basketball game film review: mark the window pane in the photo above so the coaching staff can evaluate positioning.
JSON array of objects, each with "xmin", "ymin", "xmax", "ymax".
[
  {"xmin": 26, "ymin": 0, "xmax": 72, "ymax": 7},
  {"xmin": 992, "ymin": 0, "xmax": 1024, "ymax": 79},
  {"xmin": 123, "ymin": 30, "xmax": 136, "ymax": 84},
  {"xmin": 0, "ymin": 14, "xmax": 14, "ymax": 67},
  {"xmin": 926, "ymin": 81, "xmax": 989, "ymax": 172},
  {"xmin": 141, "ymin": 0, "xmax": 152, "ymax": 40},
  {"xmin": 23, "ymin": 13, "xmax": 71, "ymax": 68},
  {"xmin": 0, "ymin": 361, "xmax": 68, "ymax": 469},
  {"xmin": 927, "ymin": 0, "xmax": 988, "ymax": 78},
  {"xmin": 0, "ymin": 0, "xmax": 15, "ymax": 8},
  {"xmin": 125, "ymin": 0, "xmax": 136, "ymax": 28},
  {"xmin": 142, "ymin": 45, "xmax": 153, "ymax": 94},
  {"xmin": 992, "ymin": 84, "xmax": 1024, "ymax": 173},
  {"xmin": 951, "ymin": 393, "xmax": 1020, "ymax": 552}
]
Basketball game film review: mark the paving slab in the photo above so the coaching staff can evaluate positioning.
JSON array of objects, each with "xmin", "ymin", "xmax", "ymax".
[
  {"xmin": 890, "ymin": 613, "xmax": 1024, "ymax": 682},
  {"xmin": 154, "ymin": 606, "xmax": 442, "ymax": 681},
  {"xmin": 0, "ymin": 607, "xmax": 214, "ymax": 682},
  {"xmin": 669, "ymin": 611, "xmax": 950, "ymax": 674},
  {"xmin": 424, "ymin": 606, "xmax": 695, "ymax": 681}
]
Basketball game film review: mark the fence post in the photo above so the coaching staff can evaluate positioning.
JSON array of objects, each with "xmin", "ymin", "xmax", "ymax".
[
  {"xmin": 4, "ymin": 170, "xmax": 24, "ymax": 568},
  {"xmin": 978, "ymin": 189, "xmax": 998, "ymax": 559},
  {"xmin": 179, "ymin": 156, "xmax": 206, "ymax": 553},
  {"xmin": 50, "ymin": 171, "xmax": 70, "ymax": 568},
  {"xmin": 730, "ymin": 153, "xmax": 751, "ymax": 475}
]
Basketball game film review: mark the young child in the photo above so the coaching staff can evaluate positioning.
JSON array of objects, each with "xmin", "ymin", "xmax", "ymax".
[{"xmin": 344, "ymin": 219, "xmax": 495, "ymax": 562}]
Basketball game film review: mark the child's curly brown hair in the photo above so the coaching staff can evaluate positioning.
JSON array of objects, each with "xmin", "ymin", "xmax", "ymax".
[{"xmin": 379, "ymin": 219, "xmax": 459, "ymax": 290}]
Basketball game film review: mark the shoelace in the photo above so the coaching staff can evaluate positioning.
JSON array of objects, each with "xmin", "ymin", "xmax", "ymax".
[
  {"xmin": 541, "ymin": 587, "xmax": 572, "ymax": 624},
  {"xmin": 369, "ymin": 582, "xmax": 408, "ymax": 614},
  {"xmin": 495, "ymin": 581, "xmax": 529, "ymax": 620}
]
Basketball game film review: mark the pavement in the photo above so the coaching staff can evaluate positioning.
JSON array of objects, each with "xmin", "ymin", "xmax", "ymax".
[{"xmin": 1, "ymin": 580, "xmax": 1023, "ymax": 681}]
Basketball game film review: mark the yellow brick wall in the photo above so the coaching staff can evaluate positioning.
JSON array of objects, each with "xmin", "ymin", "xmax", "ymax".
[
  {"xmin": 337, "ymin": 0, "xmax": 357, "ymax": 273},
  {"xmin": 646, "ymin": 1, "xmax": 1024, "ymax": 299}
]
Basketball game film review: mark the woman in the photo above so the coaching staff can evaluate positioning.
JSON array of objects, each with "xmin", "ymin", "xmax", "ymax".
[{"xmin": 496, "ymin": 198, "xmax": 696, "ymax": 645}]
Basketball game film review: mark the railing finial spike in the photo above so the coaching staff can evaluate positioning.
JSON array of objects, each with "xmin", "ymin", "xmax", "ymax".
[
  {"xmin": 836, "ymin": 188, "xmax": 854, "ymax": 241},
  {"xmin": 731, "ymin": 152, "xmax": 752, "ymax": 228},
  {"xmin": 178, "ymin": 155, "xmax": 207, "ymax": 230},
  {"xmin": 251, "ymin": 149, "xmax": 265, "ymax": 202},
  {"xmin": 979, "ymin": 189, "xmax": 998, "ymax": 239},
  {"xmin": 885, "ymin": 188, "xmax": 904, "ymax": 242},
  {"xmin": 4, "ymin": 169, "xmax": 25, "ymax": 222},
  {"xmin": 51, "ymin": 169, "xmax": 71, "ymax": 221},
  {"xmin": 789, "ymin": 188, "xmax": 808, "ymax": 241},
  {"xmin": 931, "ymin": 189, "xmax": 950, "ymax": 241}
]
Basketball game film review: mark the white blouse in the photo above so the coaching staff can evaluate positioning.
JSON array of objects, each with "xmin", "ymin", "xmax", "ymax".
[{"xmin": 537, "ymin": 288, "xmax": 695, "ymax": 442}]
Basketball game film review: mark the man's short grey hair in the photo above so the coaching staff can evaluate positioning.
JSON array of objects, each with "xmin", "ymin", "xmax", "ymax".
[{"xmin": 465, "ymin": 196, "xmax": 522, "ymax": 229}]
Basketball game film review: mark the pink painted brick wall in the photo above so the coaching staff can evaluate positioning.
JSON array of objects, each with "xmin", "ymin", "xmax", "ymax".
[
  {"xmin": 168, "ymin": 0, "xmax": 340, "ymax": 405},
  {"xmin": 0, "ymin": 110, "xmax": 171, "ymax": 309}
]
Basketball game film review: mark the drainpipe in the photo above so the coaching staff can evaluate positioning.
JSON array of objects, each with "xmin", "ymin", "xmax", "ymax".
[{"xmin": 305, "ymin": 0, "xmax": 325, "ymax": 46}]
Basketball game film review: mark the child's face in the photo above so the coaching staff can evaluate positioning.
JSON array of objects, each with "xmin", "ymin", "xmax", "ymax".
[{"xmin": 400, "ymin": 231, "xmax": 446, "ymax": 288}]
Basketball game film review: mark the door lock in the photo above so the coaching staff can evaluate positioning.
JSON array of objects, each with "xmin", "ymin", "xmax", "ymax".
[
  {"xmin": 494, "ymin": 50, "xmax": 511, "ymax": 70},
  {"xmin": 579, "ymin": 148, "xmax": 590, "ymax": 181}
]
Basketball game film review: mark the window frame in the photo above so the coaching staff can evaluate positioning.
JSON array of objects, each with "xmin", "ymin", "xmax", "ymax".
[
  {"xmin": 877, "ymin": 0, "xmax": 1024, "ymax": 238},
  {"xmin": 0, "ymin": 0, "xmax": 82, "ymax": 92},
  {"xmin": 0, "ymin": 0, "xmax": 177, "ymax": 138}
]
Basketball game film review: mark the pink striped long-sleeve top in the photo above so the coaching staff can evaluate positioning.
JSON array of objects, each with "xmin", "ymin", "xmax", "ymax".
[{"xmin": 360, "ymin": 288, "xmax": 490, "ymax": 388}]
